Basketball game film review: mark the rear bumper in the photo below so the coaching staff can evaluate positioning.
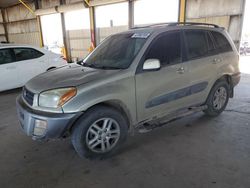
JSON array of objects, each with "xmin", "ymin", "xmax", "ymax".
[
  {"xmin": 16, "ymin": 95, "xmax": 81, "ymax": 140},
  {"xmin": 232, "ymin": 72, "xmax": 241, "ymax": 87}
]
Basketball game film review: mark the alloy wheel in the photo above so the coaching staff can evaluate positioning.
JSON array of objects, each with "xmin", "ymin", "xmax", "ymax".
[
  {"xmin": 212, "ymin": 86, "xmax": 227, "ymax": 110},
  {"xmin": 86, "ymin": 118, "xmax": 120, "ymax": 153}
]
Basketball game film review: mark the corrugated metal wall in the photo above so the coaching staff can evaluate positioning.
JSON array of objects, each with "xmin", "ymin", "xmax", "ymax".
[
  {"xmin": 96, "ymin": 26, "xmax": 128, "ymax": 44},
  {"xmin": 66, "ymin": 26, "xmax": 128, "ymax": 60},
  {"xmin": 67, "ymin": 29, "xmax": 91, "ymax": 60},
  {"xmin": 0, "ymin": 13, "xmax": 2, "ymax": 22},
  {"xmin": 8, "ymin": 32, "xmax": 40, "ymax": 45},
  {"xmin": 41, "ymin": 0, "xmax": 60, "ymax": 9},
  {"xmin": 0, "ymin": 24, "xmax": 5, "ymax": 35},
  {"xmin": 4, "ymin": 2, "xmax": 40, "ymax": 46}
]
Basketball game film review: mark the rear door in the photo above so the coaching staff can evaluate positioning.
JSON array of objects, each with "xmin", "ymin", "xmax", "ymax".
[
  {"xmin": 0, "ymin": 48, "xmax": 20, "ymax": 91},
  {"xmin": 183, "ymin": 29, "xmax": 221, "ymax": 105},
  {"xmin": 12, "ymin": 48, "xmax": 47, "ymax": 85},
  {"xmin": 210, "ymin": 31, "xmax": 236, "ymax": 71},
  {"xmin": 135, "ymin": 31, "xmax": 191, "ymax": 122}
]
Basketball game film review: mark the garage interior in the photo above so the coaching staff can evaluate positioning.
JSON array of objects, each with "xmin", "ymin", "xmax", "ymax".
[{"xmin": 0, "ymin": 0, "xmax": 250, "ymax": 187}]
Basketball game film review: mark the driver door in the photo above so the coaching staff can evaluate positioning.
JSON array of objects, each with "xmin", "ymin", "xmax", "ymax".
[
  {"xmin": 0, "ymin": 48, "xmax": 20, "ymax": 91},
  {"xmin": 135, "ymin": 31, "xmax": 191, "ymax": 122}
]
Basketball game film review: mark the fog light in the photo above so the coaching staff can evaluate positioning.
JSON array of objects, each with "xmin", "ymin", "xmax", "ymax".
[{"xmin": 33, "ymin": 119, "xmax": 47, "ymax": 136}]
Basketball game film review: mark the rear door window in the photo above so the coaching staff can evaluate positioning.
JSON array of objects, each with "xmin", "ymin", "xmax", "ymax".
[
  {"xmin": 211, "ymin": 31, "xmax": 232, "ymax": 53},
  {"xmin": 13, "ymin": 48, "xmax": 44, "ymax": 61},
  {"xmin": 0, "ymin": 49, "xmax": 14, "ymax": 65},
  {"xmin": 145, "ymin": 32, "xmax": 182, "ymax": 66},
  {"xmin": 184, "ymin": 30, "xmax": 210, "ymax": 60}
]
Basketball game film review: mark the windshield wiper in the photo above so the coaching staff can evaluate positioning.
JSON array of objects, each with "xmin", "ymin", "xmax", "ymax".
[
  {"xmin": 95, "ymin": 66, "xmax": 121, "ymax": 70},
  {"xmin": 82, "ymin": 63, "xmax": 96, "ymax": 68},
  {"xmin": 82, "ymin": 63, "xmax": 121, "ymax": 70},
  {"xmin": 76, "ymin": 60, "xmax": 84, "ymax": 66},
  {"xmin": 78, "ymin": 62, "xmax": 99, "ymax": 68}
]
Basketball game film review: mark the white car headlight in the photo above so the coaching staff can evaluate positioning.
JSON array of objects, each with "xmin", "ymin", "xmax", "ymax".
[{"xmin": 38, "ymin": 87, "xmax": 77, "ymax": 108}]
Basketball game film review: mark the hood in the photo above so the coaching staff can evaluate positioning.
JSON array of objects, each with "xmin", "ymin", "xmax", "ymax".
[{"xmin": 25, "ymin": 63, "xmax": 120, "ymax": 93}]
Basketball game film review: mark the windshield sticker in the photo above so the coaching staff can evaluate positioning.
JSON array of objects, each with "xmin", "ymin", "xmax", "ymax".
[{"xmin": 131, "ymin": 33, "xmax": 150, "ymax": 39}]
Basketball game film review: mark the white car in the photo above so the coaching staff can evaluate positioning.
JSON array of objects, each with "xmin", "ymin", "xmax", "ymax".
[{"xmin": 0, "ymin": 44, "xmax": 67, "ymax": 92}]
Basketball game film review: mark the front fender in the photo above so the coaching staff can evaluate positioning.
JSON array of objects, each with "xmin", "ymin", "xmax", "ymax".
[{"xmin": 62, "ymin": 77, "xmax": 137, "ymax": 124}]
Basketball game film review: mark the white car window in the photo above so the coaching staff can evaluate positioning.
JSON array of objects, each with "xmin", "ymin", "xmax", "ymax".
[
  {"xmin": 13, "ymin": 48, "xmax": 44, "ymax": 62},
  {"xmin": 0, "ymin": 49, "xmax": 14, "ymax": 65}
]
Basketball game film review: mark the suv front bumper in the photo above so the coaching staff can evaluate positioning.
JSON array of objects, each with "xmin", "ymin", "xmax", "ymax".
[{"xmin": 16, "ymin": 95, "xmax": 81, "ymax": 140}]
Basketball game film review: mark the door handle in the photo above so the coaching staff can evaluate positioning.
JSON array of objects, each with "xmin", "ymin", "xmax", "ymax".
[
  {"xmin": 176, "ymin": 67, "xmax": 185, "ymax": 74},
  {"xmin": 212, "ymin": 58, "xmax": 222, "ymax": 64},
  {"xmin": 6, "ymin": 66, "xmax": 15, "ymax": 70}
]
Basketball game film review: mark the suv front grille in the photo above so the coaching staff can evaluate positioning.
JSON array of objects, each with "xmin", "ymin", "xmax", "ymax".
[{"xmin": 23, "ymin": 87, "xmax": 35, "ymax": 106}]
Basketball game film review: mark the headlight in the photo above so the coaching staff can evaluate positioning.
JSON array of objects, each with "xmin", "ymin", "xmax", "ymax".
[{"xmin": 38, "ymin": 87, "xmax": 77, "ymax": 108}]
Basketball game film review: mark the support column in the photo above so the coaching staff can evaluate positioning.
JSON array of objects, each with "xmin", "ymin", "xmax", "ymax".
[
  {"xmin": 89, "ymin": 6, "xmax": 96, "ymax": 50},
  {"xmin": 61, "ymin": 13, "xmax": 70, "ymax": 61},
  {"xmin": 34, "ymin": 0, "xmax": 43, "ymax": 47},
  {"xmin": 36, "ymin": 16, "xmax": 44, "ymax": 47},
  {"xmin": 128, "ymin": 0, "xmax": 134, "ymax": 29},
  {"xmin": 59, "ymin": 0, "xmax": 70, "ymax": 61},
  {"xmin": 1, "ymin": 9, "xmax": 9, "ymax": 42},
  {"xmin": 179, "ymin": 0, "xmax": 186, "ymax": 22}
]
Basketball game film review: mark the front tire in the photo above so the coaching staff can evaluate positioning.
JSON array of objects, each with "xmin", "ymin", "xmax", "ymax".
[
  {"xmin": 203, "ymin": 80, "xmax": 230, "ymax": 117},
  {"xmin": 71, "ymin": 105, "xmax": 128, "ymax": 159}
]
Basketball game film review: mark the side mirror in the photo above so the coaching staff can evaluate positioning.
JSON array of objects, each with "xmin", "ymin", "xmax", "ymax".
[{"xmin": 143, "ymin": 59, "xmax": 161, "ymax": 71}]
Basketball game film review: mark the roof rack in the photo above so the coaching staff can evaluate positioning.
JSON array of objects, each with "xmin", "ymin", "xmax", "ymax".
[
  {"xmin": 131, "ymin": 22, "xmax": 220, "ymax": 29},
  {"xmin": 169, "ymin": 22, "xmax": 219, "ymax": 28}
]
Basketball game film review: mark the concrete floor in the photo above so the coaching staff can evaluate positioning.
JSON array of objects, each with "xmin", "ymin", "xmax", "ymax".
[{"xmin": 0, "ymin": 71, "xmax": 250, "ymax": 188}]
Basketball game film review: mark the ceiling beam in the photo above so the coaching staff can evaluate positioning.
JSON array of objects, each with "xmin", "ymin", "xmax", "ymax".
[{"xmin": 89, "ymin": 0, "xmax": 127, "ymax": 7}]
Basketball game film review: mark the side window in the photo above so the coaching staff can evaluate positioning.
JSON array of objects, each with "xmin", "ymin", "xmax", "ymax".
[
  {"xmin": 14, "ymin": 48, "xmax": 44, "ymax": 61},
  {"xmin": 30, "ymin": 49, "xmax": 44, "ymax": 58},
  {"xmin": 145, "ymin": 32, "xmax": 181, "ymax": 66},
  {"xmin": 211, "ymin": 31, "xmax": 232, "ymax": 53},
  {"xmin": 206, "ymin": 32, "xmax": 215, "ymax": 53},
  {"xmin": 0, "ymin": 49, "xmax": 14, "ymax": 65},
  {"xmin": 185, "ymin": 30, "xmax": 208, "ymax": 59}
]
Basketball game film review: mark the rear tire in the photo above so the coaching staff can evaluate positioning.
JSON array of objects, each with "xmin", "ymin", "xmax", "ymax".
[
  {"xmin": 71, "ymin": 105, "xmax": 128, "ymax": 159},
  {"xmin": 203, "ymin": 80, "xmax": 230, "ymax": 117}
]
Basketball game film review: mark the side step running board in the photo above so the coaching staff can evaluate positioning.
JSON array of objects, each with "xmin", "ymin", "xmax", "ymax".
[{"xmin": 137, "ymin": 105, "xmax": 207, "ymax": 133}]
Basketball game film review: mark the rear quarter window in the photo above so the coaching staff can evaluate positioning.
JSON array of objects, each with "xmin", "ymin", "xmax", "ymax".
[
  {"xmin": 211, "ymin": 31, "xmax": 233, "ymax": 53},
  {"xmin": 0, "ymin": 49, "xmax": 14, "ymax": 65},
  {"xmin": 13, "ymin": 48, "xmax": 44, "ymax": 61}
]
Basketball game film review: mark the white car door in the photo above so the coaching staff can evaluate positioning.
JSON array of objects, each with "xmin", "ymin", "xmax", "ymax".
[
  {"xmin": 0, "ymin": 48, "xmax": 21, "ymax": 92},
  {"xmin": 12, "ymin": 47, "xmax": 48, "ymax": 85}
]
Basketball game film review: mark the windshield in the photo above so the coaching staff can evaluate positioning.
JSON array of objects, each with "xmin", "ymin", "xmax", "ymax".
[{"xmin": 81, "ymin": 33, "xmax": 148, "ymax": 69}]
